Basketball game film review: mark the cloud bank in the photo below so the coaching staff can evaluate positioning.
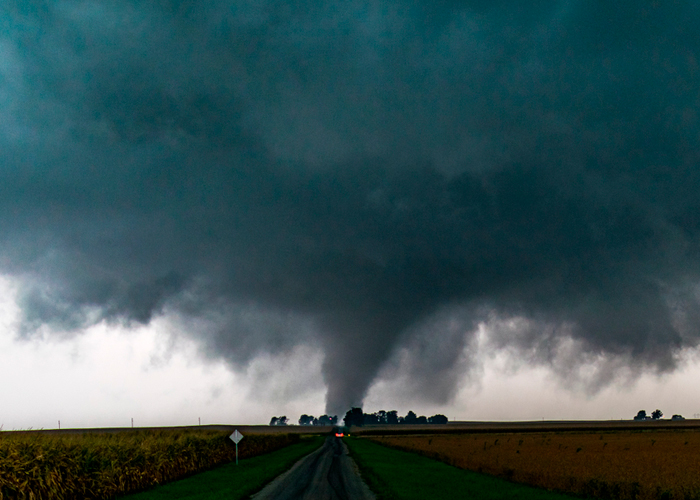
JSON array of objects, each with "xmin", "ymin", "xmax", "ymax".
[{"xmin": 2, "ymin": 0, "xmax": 700, "ymax": 415}]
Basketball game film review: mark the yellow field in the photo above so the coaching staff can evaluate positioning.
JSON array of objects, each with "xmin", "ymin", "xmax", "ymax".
[
  {"xmin": 0, "ymin": 428, "xmax": 300, "ymax": 499},
  {"xmin": 369, "ymin": 429, "xmax": 700, "ymax": 500}
]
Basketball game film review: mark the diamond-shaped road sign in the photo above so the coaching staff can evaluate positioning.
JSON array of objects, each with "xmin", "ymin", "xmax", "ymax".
[
  {"xmin": 230, "ymin": 430, "xmax": 244, "ymax": 465},
  {"xmin": 230, "ymin": 429, "xmax": 244, "ymax": 444}
]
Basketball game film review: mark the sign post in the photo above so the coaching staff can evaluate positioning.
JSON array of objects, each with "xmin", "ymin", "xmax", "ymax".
[{"xmin": 229, "ymin": 429, "xmax": 244, "ymax": 465}]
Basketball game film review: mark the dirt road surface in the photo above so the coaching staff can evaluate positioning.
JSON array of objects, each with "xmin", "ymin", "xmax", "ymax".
[{"xmin": 251, "ymin": 436, "xmax": 376, "ymax": 500}]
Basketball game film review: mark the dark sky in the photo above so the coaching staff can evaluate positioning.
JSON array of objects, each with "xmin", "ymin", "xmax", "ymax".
[{"xmin": 2, "ymin": 0, "xmax": 700, "ymax": 415}]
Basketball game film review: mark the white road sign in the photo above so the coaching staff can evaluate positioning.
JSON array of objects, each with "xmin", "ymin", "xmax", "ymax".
[
  {"xmin": 230, "ymin": 429, "xmax": 244, "ymax": 465},
  {"xmin": 230, "ymin": 429, "xmax": 244, "ymax": 444}
]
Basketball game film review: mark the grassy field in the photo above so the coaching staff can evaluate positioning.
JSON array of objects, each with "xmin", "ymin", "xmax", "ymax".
[
  {"xmin": 119, "ymin": 435, "xmax": 325, "ymax": 500},
  {"xmin": 354, "ymin": 420, "xmax": 700, "ymax": 436},
  {"xmin": 368, "ymin": 429, "xmax": 700, "ymax": 500},
  {"xmin": 345, "ymin": 436, "xmax": 579, "ymax": 500},
  {"xmin": 0, "ymin": 428, "xmax": 308, "ymax": 499}
]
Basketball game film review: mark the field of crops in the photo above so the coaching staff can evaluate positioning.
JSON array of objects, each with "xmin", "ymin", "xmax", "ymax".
[
  {"xmin": 369, "ymin": 429, "xmax": 700, "ymax": 500},
  {"xmin": 0, "ymin": 428, "xmax": 301, "ymax": 499}
]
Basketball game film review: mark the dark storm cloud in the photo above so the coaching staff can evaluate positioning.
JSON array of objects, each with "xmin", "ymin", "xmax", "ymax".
[{"xmin": 2, "ymin": 0, "xmax": 700, "ymax": 414}]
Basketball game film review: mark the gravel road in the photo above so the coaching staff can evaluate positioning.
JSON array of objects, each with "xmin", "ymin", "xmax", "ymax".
[{"xmin": 251, "ymin": 436, "xmax": 376, "ymax": 500}]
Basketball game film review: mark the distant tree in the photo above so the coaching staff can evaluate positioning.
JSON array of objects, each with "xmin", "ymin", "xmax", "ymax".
[
  {"xmin": 428, "ymin": 414, "xmax": 448, "ymax": 424},
  {"xmin": 416, "ymin": 415, "xmax": 428, "ymax": 425},
  {"xmin": 317, "ymin": 415, "xmax": 338, "ymax": 425},
  {"xmin": 269, "ymin": 416, "xmax": 278, "ymax": 426},
  {"xmin": 344, "ymin": 407, "xmax": 364, "ymax": 427},
  {"xmin": 651, "ymin": 409, "xmax": 663, "ymax": 420},
  {"xmin": 387, "ymin": 410, "xmax": 399, "ymax": 425},
  {"xmin": 317, "ymin": 415, "xmax": 332, "ymax": 426},
  {"xmin": 277, "ymin": 416, "xmax": 289, "ymax": 426},
  {"xmin": 364, "ymin": 412, "xmax": 379, "ymax": 425},
  {"xmin": 634, "ymin": 410, "xmax": 647, "ymax": 421},
  {"xmin": 403, "ymin": 411, "xmax": 417, "ymax": 424},
  {"xmin": 299, "ymin": 414, "xmax": 314, "ymax": 425},
  {"xmin": 377, "ymin": 410, "xmax": 387, "ymax": 424}
]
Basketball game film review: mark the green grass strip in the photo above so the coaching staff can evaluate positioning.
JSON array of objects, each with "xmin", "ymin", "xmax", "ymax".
[
  {"xmin": 119, "ymin": 435, "xmax": 325, "ymax": 500},
  {"xmin": 345, "ymin": 437, "xmax": 582, "ymax": 500}
]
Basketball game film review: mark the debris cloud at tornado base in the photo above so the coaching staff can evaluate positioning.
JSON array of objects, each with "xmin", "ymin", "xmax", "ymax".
[{"xmin": 2, "ymin": 1, "xmax": 700, "ymax": 415}]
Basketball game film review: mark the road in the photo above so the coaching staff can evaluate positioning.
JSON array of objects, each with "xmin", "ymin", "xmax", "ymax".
[{"xmin": 251, "ymin": 436, "xmax": 376, "ymax": 500}]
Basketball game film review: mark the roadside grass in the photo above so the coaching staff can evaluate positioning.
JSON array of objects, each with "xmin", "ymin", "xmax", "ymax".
[
  {"xmin": 345, "ymin": 437, "xmax": 584, "ymax": 500},
  {"xmin": 119, "ymin": 435, "xmax": 325, "ymax": 500}
]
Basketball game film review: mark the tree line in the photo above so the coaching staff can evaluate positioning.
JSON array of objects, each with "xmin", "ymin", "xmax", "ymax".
[
  {"xmin": 634, "ymin": 409, "xmax": 685, "ymax": 421},
  {"xmin": 268, "ymin": 408, "xmax": 449, "ymax": 426},
  {"xmin": 269, "ymin": 414, "xmax": 338, "ymax": 426},
  {"xmin": 343, "ymin": 407, "xmax": 448, "ymax": 427}
]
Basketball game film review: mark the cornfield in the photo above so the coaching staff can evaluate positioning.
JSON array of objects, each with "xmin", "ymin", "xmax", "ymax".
[
  {"xmin": 369, "ymin": 429, "xmax": 700, "ymax": 500},
  {"xmin": 0, "ymin": 428, "xmax": 299, "ymax": 499}
]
